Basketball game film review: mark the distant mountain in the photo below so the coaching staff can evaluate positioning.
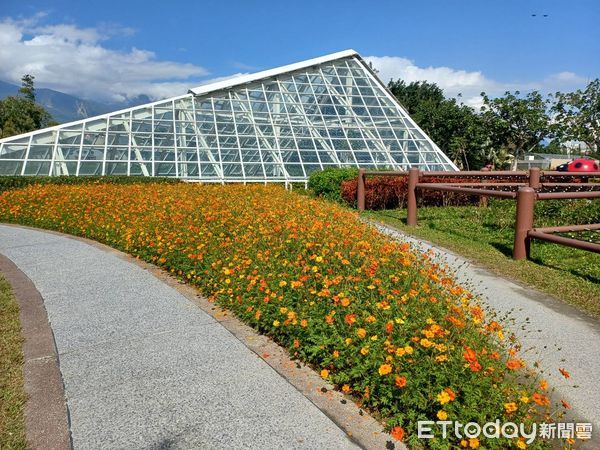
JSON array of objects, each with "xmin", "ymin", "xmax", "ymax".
[{"xmin": 0, "ymin": 80, "xmax": 154, "ymax": 123}]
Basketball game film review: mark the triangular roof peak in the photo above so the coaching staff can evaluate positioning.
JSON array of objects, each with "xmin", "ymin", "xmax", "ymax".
[{"xmin": 189, "ymin": 49, "xmax": 359, "ymax": 96}]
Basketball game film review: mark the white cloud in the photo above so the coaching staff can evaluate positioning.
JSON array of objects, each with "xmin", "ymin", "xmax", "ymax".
[
  {"xmin": 365, "ymin": 55, "xmax": 591, "ymax": 108},
  {"xmin": 0, "ymin": 15, "xmax": 209, "ymax": 102}
]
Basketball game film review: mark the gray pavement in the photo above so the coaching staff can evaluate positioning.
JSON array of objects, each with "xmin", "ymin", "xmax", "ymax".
[
  {"xmin": 373, "ymin": 222, "xmax": 600, "ymax": 432},
  {"xmin": 0, "ymin": 225, "xmax": 358, "ymax": 450}
]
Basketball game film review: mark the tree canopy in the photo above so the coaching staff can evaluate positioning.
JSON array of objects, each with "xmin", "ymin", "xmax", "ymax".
[
  {"xmin": 0, "ymin": 75, "xmax": 53, "ymax": 139},
  {"xmin": 388, "ymin": 78, "xmax": 599, "ymax": 169}
]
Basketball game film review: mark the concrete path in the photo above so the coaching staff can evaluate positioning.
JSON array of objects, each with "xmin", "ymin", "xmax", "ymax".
[
  {"xmin": 0, "ymin": 225, "xmax": 359, "ymax": 450},
  {"xmin": 373, "ymin": 222, "xmax": 600, "ymax": 433}
]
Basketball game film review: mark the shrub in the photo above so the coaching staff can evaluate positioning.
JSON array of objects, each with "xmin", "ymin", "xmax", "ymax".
[
  {"xmin": 0, "ymin": 183, "xmax": 562, "ymax": 448},
  {"xmin": 308, "ymin": 167, "xmax": 359, "ymax": 202},
  {"xmin": 341, "ymin": 176, "xmax": 482, "ymax": 210},
  {"xmin": 0, "ymin": 175, "xmax": 180, "ymax": 192}
]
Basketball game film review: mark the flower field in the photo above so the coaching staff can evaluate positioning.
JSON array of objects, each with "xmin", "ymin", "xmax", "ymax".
[{"xmin": 0, "ymin": 183, "xmax": 566, "ymax": 449}]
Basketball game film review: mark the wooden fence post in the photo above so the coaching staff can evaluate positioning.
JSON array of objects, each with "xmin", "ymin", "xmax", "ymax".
[
  {"xmin": 479, "ymin": 167, "xmax": 489, "ymax": 207},
  {"xmin": 357, "ymin": 169, "xmax": 365, "ymax": 211},
  {"xmin": 528, "ymin": 167, "xmax": 541, "ymax": 190},
  {"xmin": 407, "ymin": 167, "xmax": 419, "ymax": 226},
  {"xmin": 513, "ymin": 187, "xmax": 536, "ymax": 260}
]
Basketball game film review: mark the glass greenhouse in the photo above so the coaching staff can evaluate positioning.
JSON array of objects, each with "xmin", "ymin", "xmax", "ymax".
[{"xmin": 0, "ymin": 50, "xmax": 457, "ymax": 182}]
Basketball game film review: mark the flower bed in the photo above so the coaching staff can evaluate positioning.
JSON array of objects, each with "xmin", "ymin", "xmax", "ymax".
[{"xmin": 0, "ymin": 183, "xmax": 565, "ymax": 449}]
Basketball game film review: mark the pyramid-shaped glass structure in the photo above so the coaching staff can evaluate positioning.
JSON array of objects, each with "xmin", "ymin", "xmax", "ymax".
[{"xmin": 0, "ymin": 50, "xmax": 457, "ymax": 181}]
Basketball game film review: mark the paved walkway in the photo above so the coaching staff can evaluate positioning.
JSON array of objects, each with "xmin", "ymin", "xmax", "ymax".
[
  {"xmin": 374, "ymin": 223, "xmax": 600, "ymax": 433},
  {"xmin": 0, "ymin": 225, "xmax": 358, "ymax": 450}
]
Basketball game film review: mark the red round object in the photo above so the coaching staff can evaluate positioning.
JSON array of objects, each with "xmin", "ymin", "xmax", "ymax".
[{"xmin": 566, "ymin": 158, "xmax": 599, "ymax": 172}]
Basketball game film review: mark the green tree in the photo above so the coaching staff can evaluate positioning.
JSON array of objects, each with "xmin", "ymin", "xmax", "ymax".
[
  {"xmin": 0, "ymin": 75, "xmax": 52, "ymax": 138},
  {"xmin": 551, "ymin": 79, "xmax": 599, "ymax": 156},
  {"xmin": 480, "ymin": 91, "xmax": 550, "ymax": 170},
  {"xmin": 388, "ymin": 80, "xmax": 487, "ymax": 169},
  {"xmin": 19, "ymin": 74, "xmax": 36, "ymax": 102}
]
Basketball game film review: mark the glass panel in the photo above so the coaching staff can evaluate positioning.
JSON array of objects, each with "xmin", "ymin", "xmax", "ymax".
[
  {"xmin": 1, "ymin": 145, "xmax": 27, "ymax": 159},
  {"xmin": 0, "ymin": 160, "xmax": 23, "ymax": 175},
  {"xmin": 79, "ymin": 162, "xmax": 102, "ymax": 175},
  {"xmin": 106, "ymin": 162, "xmax": 128, "ymax": 175},
  {"xmin": 23, "ymin": 161, "xmax": 50, "ymax": 175}
]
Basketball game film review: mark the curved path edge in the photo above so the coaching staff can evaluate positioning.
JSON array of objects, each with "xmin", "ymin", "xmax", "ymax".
[
  {"xmin": 0, "ymin": 253, "xmax": 71, "ymax": 450},
  {"xmin": 0, "ymin": 224, "xmax": 399, "ymax": 450}
]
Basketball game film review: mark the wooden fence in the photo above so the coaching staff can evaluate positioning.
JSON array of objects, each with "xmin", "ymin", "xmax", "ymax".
[{"xmin": 356, "ymin": 168, "xmax": 600, "ymax": 260}]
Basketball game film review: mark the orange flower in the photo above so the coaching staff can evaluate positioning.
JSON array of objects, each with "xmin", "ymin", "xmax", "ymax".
[
  {"xmin": 559, "ymin": 368, "xmax": 570, "ymax": 379},
  {"xmin": 342, "ymin": 384, "xmax": 351, "ymax": 393},
  {"xmin": 340, "ymin": 298, "xmax": 350, "ymax": 307},
  {"xmin": 539, "ymin": 379, "xmax": 548, "ymax": 390},
  {"xmin": 378, "ymin": 364, "xmax": 393, "ymax": 376},
  {"xmin": 320, "ymin": 369, "xmax": 329, "ymax": 379},
  {"xmin": 469, "ymin": 361, "xmax": 482, "ymax": 372},
  {"xmin": 463, "ymin": 346, "xmax": 478, "ymax": 363},
  {"xmin": 385, "ymin": 321, "xmax": 394, "ymax": 334},
  {"xmin": 395, "ymin": 375, "xmax": 407, "ymax": 388},
  {"xmin": 357, "ymin": 328, "xmax": 367, "ymax": 338},
  {"xmin": 390, "ymin": 426, "xmax": 405, "ymax": 441},
  {"xmin": 532, "ymin": 393, "xmax": 550, "ymax": 406},
  {"xmin": 506, "ymin": 359, "xmax": 524, "ymax": 370},
  {"xmin": 344, "ymin": 314, "xmax": 356, "ymax": 326},
  {"xmin": 293, "ymin": 339, "xmax": 300, "ymax": 349},
  {"xmin": 561, "ymin": 399, "xmax": 571, "ymax": 409},
  {"xmin": 445, "ymin": 387, "xmax": 456, "ymax": 401}
]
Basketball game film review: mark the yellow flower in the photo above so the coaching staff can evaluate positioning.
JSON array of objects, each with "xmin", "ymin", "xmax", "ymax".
[
  {"xmin": 315, "ymin": 256, "xmax": 323, "ymax": 263},
  {"xmin": 279, "ymin": 280, "xmax": 287, "ymax": 287},
  {"xmin": 279, "ymin": 307, "xmax": 288, "ymax": 314},
  {"xmin": 395, "ymin": 348, "xmax": 406, "ymax": 357},
  {"xmin": 273, "ymin": 320, "xmax": 280, "ymax": 327},
  {"xmin": 320, "ymin": 369, "xmax": 329, "ymax": 378},
  {"xmin": 360, "ymin": 346, "xmax": 370, "ymax": 355},
  {"xmin": 367, "ymin": 285, "xmax": 376, "ymax": 290},
  {"xmin": 404, "ymin": 345, "xmax": 414, "ymax": 355},
  {"xmin": 420, "ymin": 338, "xmax": 433, "ymax": 348},
  {"xmin": 378, "ymin": 364, "xmax": 392, "ymax": 376},
  {"xmin": 516, "ymin": 439, "xmax": 527, "ymax": 449},
  {"xmin": 437, "ymin": 410, "xmax": 448, "ymax": 420},
  {"xmin": 300, "ymin": 319, "xmax": 308, "ymax": 328},
  {"xmin": 520, "ymin": 396, "xmax": 529, "ymax": 404},
  {"xmin": 357, "ymin": 328, "xmax": 367, "ymax": 338},
  {"xmin": 437, "ymin": 391, "xmax": 451, "ymax": 405},
  {"xmin": 370, "ymin": 335, "xmax": 378, "ymax": 341},
  {"xmin": 504, "ymin": 402, "xmax": 518, "ymax": 413},
  {"xmin": 333, "ymin": 350, "xmax": 340, "ymax": 358},
  {"xmin": 435, "ymin": 354, "xmax": 448, "ymax": 362},
  {"xmin": 345, "ymin": 338, "xmax": 353, "ymax": 345}
]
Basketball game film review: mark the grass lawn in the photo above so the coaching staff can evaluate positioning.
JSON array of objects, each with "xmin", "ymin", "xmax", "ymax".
[
  {"xmin": 365, "ymin": 199, "xmax": 600, "ymax": 319},
  {"xmin": 0, "ymin": 275, "xmax": 26, "ymax": 449}
]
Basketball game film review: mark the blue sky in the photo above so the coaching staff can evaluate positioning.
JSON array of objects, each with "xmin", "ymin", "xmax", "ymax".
[{"xmin": 1, "ymin": 0, "xmax": 598, "ymax": 106}]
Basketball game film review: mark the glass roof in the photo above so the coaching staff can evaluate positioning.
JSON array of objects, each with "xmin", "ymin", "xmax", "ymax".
[{"xmin": 0, "ymin": 51, "xmax": 457, "ymax": 180}]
